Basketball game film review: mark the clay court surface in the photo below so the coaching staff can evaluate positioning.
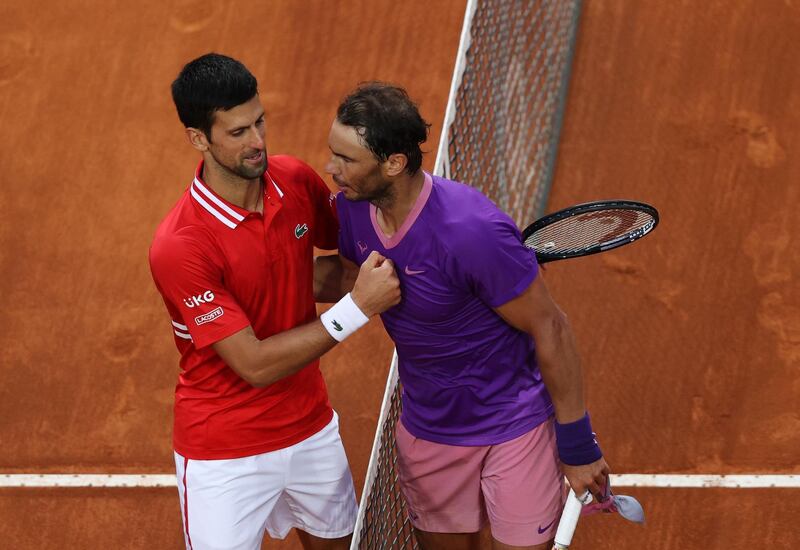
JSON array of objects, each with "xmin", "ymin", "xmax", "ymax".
[{"xmin": 1, "ymin": 1, "xmax": 798, "ymax": 548}]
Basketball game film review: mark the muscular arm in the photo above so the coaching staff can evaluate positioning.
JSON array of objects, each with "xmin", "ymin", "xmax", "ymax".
[
  {"xmin": 493, "ymin": 274, "xmax": 585, "ymax": 423},
  {"xmin": 494, "ymin": 273, "xmax": 609, "ymax": 498},
  {"xmin": 213, "ymin": 321, "xmax": 337, "ymax": 388},
  {"xmin": 218, "ymin": 255, "xmax": 344, "ymax": 385},
  {"xmin": 216, "ymin": 251, "xmax": 400, "ymax": 388},
  {"xmin": 313, "ymin": 254, "xmax": 358, "ymax": 303}
]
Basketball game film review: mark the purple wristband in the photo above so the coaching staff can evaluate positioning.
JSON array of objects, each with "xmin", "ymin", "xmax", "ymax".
[{"xmin": 554, "ymin": 412, "xmax": 603, "ymax": 466}]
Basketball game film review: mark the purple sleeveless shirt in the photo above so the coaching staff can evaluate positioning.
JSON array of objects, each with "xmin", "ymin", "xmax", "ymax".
[{"xmin": 337, "ymin": 173, "xmax": 553, "ymax": 445}]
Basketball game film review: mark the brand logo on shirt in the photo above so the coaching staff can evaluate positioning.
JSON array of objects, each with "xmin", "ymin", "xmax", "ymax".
[
  {"xmin": 295, "ymin": 223, "xmax": 309, "ymax": 239},
  {"xmin": 357, "ymin": 241, "xmax": 368, "ymax": 254},
  {"xmin": 404, "ymin": 266, "xmax": 425, "ymax": 276},
  {"xmin": 195, "ymin": 306, "xmax": 223, "ymax": 326},
  {"xmin": 183, "ymin": 290, "xmax": 215, "ymax": 308}
]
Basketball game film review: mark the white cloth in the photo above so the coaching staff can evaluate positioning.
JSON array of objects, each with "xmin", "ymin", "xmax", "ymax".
[{"xmin": 581, "ymin": 476, "xmax": 645, "ymax": 524}]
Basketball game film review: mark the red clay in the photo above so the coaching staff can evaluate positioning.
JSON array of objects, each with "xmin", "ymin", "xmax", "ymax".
[{"xmin": 549, "ymin": 0, "xmax": 800, "ymax": 477}]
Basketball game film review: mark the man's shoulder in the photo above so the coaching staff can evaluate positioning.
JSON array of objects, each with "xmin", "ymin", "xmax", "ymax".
[
  {"xmin": 268, "ymin": 154, "xmax": 331, "ymax": 201},
  {"xmin": 153, "ymin": 191, "xmax": 207, "ymax": 238},
  {"xmin": 430, "ymin": 176, "xmax": 497, "ymax": 220},
  {"xmin": 424, "ymin": 177, "xmax": 522, "ymax": 262},
  {"xmin": 150, "ymin": 208, "xmax": 216, "ymax": 270},
  {"xmin": 431, "ymin": 176, "xmax": 508, "ymax": 229}
]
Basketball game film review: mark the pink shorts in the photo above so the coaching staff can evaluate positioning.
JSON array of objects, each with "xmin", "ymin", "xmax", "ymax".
[{"xmin": 395, "ymin": 419, "xmax": 565, "ymax": 546}]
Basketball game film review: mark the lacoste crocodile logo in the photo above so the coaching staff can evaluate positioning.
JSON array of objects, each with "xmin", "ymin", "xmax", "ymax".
[
  {"xmin": 295, "ymin": 223, "xmax": 309, "ymax": 239},
  {"xmin": 331, "ymin": 320, "xmax": 343, "ymax": 331}
]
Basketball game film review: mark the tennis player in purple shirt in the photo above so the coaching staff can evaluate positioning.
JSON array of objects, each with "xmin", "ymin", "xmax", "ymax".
[{"xmin": 325, "ymin": 83, "xmax": 610, "ymax": 550}]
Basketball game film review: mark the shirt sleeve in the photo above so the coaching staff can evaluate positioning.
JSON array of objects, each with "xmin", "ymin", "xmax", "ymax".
[
  {"xmin": 149, "ymin": 233, "xmax": 251, "ymax": 349},
  {"xmin": 445, "ymin": 206, "xmax": 539, "ymax": 308}
]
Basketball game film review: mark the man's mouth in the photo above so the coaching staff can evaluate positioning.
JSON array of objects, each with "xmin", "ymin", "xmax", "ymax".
[{"xmin": 244, "ymin": 150, "xmax": 264, "ymax": 163}]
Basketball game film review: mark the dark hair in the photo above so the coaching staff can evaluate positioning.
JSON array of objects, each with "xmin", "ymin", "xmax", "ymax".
[
  {"xmin": 171, "ymin": 53, "xmax": 258, "ymax": 137},
  {"xmin": 336, "ymin": 82, "xmax": 430, "ymax": 174}
]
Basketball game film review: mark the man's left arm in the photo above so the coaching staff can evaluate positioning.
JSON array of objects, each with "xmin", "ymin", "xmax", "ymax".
[{"xmin": 494, "ymin": 274, "xmax": 610, "ymax": 500}]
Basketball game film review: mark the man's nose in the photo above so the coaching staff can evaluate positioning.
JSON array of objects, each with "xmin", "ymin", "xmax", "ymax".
[
  {"xmin": 324, "ymin": 158, "xmax": 338, "ymax": 174},
  {"xmin": 250, "ymin": 132, "xmax": 264, "ymax": 149}
]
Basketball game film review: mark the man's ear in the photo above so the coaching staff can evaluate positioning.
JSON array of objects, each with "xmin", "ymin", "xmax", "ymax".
[
  {"xmin": 186, "ymin": 127, "xmax": 210, "ymax": 152},
  {"xmin": 383, "ymin": 153, "xmax": 408, "ymax": 177}
]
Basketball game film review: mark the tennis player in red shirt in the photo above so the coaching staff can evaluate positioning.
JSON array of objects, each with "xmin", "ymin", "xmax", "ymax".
[{"xmin": 149, "ymin": 53, "xmax": 399, "ymax": 550}]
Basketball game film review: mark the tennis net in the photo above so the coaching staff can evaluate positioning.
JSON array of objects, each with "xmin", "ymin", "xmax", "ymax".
[{"xmin": 351, "ymin": 1, "xmax": 582, "ymax": 547}]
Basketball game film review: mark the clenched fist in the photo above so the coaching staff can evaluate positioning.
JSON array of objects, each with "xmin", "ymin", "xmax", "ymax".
[{"xmin": 350, "ymin": 251, "xmax": 401, "ymax": 317}]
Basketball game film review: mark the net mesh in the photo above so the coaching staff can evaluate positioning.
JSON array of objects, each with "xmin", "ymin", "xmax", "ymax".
[
  {"xmin": 437, "ymin": 0, "xmax": 583, "ymax": 227},
  {"xmin": 352, "ymin": 1, "xmax": 582, "ymax": 548},
  {"xmin": 352, "ymin": 365, "xmax": 418, "ymax": 549}
]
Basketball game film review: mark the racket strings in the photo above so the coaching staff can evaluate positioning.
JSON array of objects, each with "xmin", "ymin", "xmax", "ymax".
[{"xmin": 524, "ymin": 209, "xmax": 655, "ymax": 253}]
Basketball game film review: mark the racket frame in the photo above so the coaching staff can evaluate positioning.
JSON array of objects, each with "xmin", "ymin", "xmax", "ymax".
[{"xmin": 522, "ymin": 200, "xmax": 659, "ymax": 264}]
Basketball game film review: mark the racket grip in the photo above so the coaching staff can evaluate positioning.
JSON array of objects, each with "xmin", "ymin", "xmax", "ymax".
[{"xmin": 553, "ymin": 489, "xmax": 593, "ymax": 549}]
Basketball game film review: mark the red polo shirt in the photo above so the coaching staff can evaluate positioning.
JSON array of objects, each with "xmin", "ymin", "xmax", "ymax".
[{"xmin": 149, "ymin": 155, "xmax": 338, "ymax": 459}]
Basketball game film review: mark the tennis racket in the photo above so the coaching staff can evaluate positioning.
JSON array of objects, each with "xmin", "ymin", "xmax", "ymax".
[
  {"xmin": 522, "ymin": 200, "xmax": 659, "ymax": 263},
  {"xmin": 552, "ymin": 489, "xmax": 593, "ymax": 549}
]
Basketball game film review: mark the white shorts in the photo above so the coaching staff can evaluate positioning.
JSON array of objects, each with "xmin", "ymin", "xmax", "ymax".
[{"xmin": 175, "ymin": 412, "xmax": 358, "ymax": 550}]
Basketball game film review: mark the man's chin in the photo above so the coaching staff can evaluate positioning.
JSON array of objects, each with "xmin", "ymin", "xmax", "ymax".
[
  {"xmin": 341, "ymin": 188, "xmax": 366, "ymax": 202},
  {"xmin": 238, "ymin": 162, "xmax": 267, "ymax": 180}
]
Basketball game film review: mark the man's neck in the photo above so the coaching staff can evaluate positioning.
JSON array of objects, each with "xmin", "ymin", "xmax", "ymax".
[
  {"xmin": 201, "ymin": 156, "xmax": 263, "ymax": 213},
  {"xmin": 374, "ymin": 170, "xmax": 425, "ymax": 236}
]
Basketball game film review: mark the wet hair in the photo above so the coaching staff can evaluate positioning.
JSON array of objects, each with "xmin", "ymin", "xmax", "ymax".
[
  {"xmin": 336, "ymin": 82, "xmax": 430, "ymax": 174},
  {"xmin": 171, "ymin": 53, "xmax": 258, "ymax": 137}
]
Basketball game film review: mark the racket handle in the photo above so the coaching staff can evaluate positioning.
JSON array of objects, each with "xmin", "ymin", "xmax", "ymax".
[{"xmin": 553, "ymin": 489, "xmax": 593, "ymax": 549}]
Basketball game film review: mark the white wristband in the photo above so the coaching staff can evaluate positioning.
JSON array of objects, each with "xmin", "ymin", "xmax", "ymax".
[{"xmin": 320, "ymin": 293, "xmax": 369, "ymax": 342}]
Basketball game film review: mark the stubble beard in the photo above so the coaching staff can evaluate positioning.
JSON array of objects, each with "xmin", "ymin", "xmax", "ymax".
[
  {"xmin": 234, "ymin": 153, "xmax": 268, "ymax": 181},
  {"xmin": 211, "ymin": 147, "xmax": 268, "ymax": 182},
  {"xmin": 347, "ymin": 179, "xmax": 394, "ymax": 209},
  {"xmin": 352, "ymin": 169, "xmax": 394, "ymax": 209},
  {"xmin": 367, "ymin": 183, "xmax": 395, "ymax": 210}
]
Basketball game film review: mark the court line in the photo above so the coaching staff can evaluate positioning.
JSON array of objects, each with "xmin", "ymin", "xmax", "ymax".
[
  {"xmin": 612, "ymin": 474, "xmax": 799, "ymax": 488},
  {"xmin": 0, "ymin": 474, "xmax": 798, "ymax": 488},
  {"xmin": 0, "ymin": 475, "xmax": 177, "ymax": 487}
]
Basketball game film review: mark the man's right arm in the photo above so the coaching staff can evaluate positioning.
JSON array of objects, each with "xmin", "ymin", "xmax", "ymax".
[
  {"xmin": 212, "ymin": 322, "xmax": 341, "ymax": 387},
  {"xmin": 213, "ymin": 251, "xmax": 400, "ymax": 387},
  {"xmin": 493, "ymin": 274, "xmax": 609, "ymax": 500},
  {"xmin": 313, "ymin": 253, "xmax": 359, "ymax": 303}
]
